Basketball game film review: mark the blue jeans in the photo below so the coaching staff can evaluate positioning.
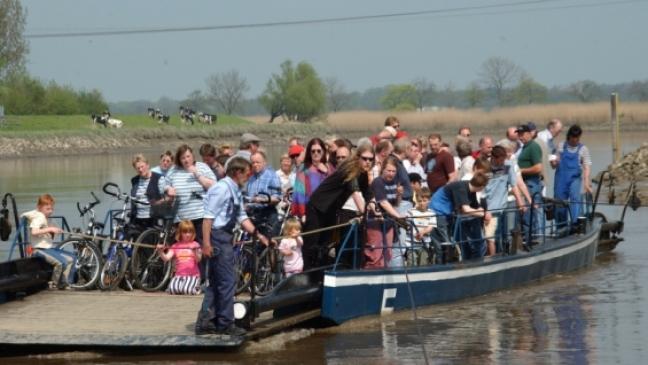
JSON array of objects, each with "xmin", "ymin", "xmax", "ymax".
[
  {"xmin": 390, "ymin": 200, "xmax": 413, "ymax": 267},
  {"xmin": 523, "ymin": 177, "xmax": 544, "ymax": 242},
  {"xmin": 457, "ymin": 217, "xmax": 486, "ymax": 260}
]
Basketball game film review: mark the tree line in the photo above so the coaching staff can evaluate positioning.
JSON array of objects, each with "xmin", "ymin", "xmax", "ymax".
[{"xmin": 2, "ymin": 0, "xmax": 647, "ymax": 120}]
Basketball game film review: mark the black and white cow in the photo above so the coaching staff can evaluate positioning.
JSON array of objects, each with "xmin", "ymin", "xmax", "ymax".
[
  {"xmin": 147, "ymin": 107, "xmax": 156, "ymax": 118},
  {"xmin": 179, "ymin": 106, "xmax": 195, "ymax": 125},
  {"xmin": 157, "ymin": 114, "xmax": 170, "ymax": 124},
  {"xmin": 198, "ymin": 112, "xmax": 217, "ymax": 125}
]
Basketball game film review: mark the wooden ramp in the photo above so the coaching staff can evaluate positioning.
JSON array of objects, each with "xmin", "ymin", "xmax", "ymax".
[{"xmin": 0, "ymin": 290, "xmax": 319, "ymax": 351}]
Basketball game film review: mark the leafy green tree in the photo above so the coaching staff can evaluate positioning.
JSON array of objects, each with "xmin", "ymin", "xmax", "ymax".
[
  {"xmin": 43, "ymin": 82, "xmax": 80, "ymax": 114},
  {"xmin": 0, "ymin": 73, "xmax": 46, "ymax": 114},
  {"xmin": 465, "ymin": 81, "xmax": 485, "ymax": 108},
  {"xmin": 0, "ymin": 0, "xmax": 28, "ymax": 80},
  {"xmin": 512, "ymin": 74, "xmax": 548, "ymax": 104},
  {"xmin": 381, "ymin": 84, "xmax": 417, "ymax": 110},
  {"xmin": 77, "ymin": 89, "xmax": 108, "ymax": 114},
  {"xmin": 260, "ymin": 60, "xmax": 325, "ymax": 122}
]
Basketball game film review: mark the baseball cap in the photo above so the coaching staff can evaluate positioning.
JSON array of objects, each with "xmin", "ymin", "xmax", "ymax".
[
  {"xmin": 526, "ymin": 121, "xmax": 537, "ymax": 131},
  {"xmin": 288, "ymin": 144, "xmax": 304, "ymax": 157},
  {"xmin": 515, "ymin": 124, "xmax": 531, "ymax": 134},
  {"xmin": 240, "ymin": 133, "xmax": 261, "ymax": 144}
]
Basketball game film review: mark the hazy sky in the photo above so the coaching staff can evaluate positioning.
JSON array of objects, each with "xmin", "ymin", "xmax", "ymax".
[{"xmin": 22, "ymin": 0, "xmax": 648, "ymax": 102}]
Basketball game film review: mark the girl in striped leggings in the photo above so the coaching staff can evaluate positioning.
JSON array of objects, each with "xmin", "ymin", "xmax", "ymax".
[{"xmin": 157, "ymin": 220, "xmax": 202, "ymax": 295}]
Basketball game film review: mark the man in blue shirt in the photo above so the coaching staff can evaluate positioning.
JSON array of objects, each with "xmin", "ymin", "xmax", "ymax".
[
  {"xmin": 430, "ymin": 172, "xmax": 491, "ymax": 260},
  {"xmin": 196, "ymin": 157, "xmax": 269, "ymax": 336},
  {"xmin": 246, "ymin": 151, "xmax": 282, "ymax": 237}
]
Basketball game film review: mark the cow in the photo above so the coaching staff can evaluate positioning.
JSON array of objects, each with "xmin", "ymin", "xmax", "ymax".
[
  {"xmin": 179, "ymin": 106, "xmax": 195, "ymax": 126},
  {"xmin": 198, "ymin": 112, "xmax": 217, "ymax": 125},
  {"xmin": 157, "ymin": 114, "xmax": 170, "ymax": 124},
  {"xmin": 147, "ymin": 108, "xmax": 155, "ymax": 118},
  {"xmin": 91, "ymin": 114, "xmax": 107, "ymax": 127}
]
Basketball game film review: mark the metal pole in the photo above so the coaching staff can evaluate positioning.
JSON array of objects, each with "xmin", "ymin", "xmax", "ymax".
[{"xmin": 611, "ymin": 93, "xmax": 621, "ymax": 163}]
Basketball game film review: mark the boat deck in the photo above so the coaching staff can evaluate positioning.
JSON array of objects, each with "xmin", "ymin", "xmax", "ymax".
[{"xmin": 0, "ymin": 290, "xmax": 320, "ymax": 351}]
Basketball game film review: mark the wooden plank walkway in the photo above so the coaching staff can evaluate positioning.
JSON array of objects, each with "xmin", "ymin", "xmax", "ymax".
[{"xmin": 0, "ymin": 290, "xmax": 318, "ymax": 349}]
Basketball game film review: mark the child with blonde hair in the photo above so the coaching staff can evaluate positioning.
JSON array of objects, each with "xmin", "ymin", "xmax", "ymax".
[
  {"xmin": 278, "ymin": 218, "xmax": 304, "ymax": 277},
  {"xmin": 157, "ymin": 220, "xmax": 202, "ymax": 295}
]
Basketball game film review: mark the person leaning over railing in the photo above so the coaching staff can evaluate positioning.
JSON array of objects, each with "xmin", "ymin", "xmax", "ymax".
[
  {"xmin": 429, "ymin": 172, "xmax": 491, "ymax": 260},
  {"xmin": 365, "ymin": 156, "xmax": 408, "ymax": 269},
  {"xmin": 302, "ymin": 144, "xmax": 375, "ymax": 271},
  {"xmin": 483, "ymin": 146, "xmax": 526, "ymax": 256}
]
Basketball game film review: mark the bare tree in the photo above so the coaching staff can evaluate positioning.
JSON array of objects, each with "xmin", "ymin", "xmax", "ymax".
[
  {"xmin": 479, "ymin": 57, "xmax": 522, "ymax": 106},
  {"xmin": 568, "ymin": 80, "xmax": 600, "ymax": 102},
  {"xmin": 206, "ymin": 70, "xmax": 249, "ymax": 115},
  {"xmin": 0, "ymin": 0, "xmax": 28, "ymax": 80},
  {"xmin": 325, "ymin": 77, "xmax": 348, "ymax": 112},
  {"xmin": 412, "ymin": 78, "xmax": 436, "ymax": 110}
]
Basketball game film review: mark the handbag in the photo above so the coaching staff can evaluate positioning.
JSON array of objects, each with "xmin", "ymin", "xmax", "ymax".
[{"xmin": 150, "ymin": 198, "xmax": 177, "ymax": 219}]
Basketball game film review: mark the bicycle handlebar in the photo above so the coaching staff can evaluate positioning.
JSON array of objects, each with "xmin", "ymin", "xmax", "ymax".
[
  {"xmin": 102, "ymin": 182, "xmax": 121, "ymax": 197},
  {"xmin": 77, "ymin": 191, "xmax": 101, "ymax": 217}
]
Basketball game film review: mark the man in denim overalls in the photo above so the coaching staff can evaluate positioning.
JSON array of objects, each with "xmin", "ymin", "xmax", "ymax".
[
  {"xmin": 553, "ymin": 125, "xmax": 592, "ymax": 229},
  {"xmin": 197, "ymin": 157, "xmax": 269, "ymax": 336}
]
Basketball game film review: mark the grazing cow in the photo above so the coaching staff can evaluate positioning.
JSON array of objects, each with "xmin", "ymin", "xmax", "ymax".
[
  {"xmin": 157, "ymin": 114, "xmax": 170, "ymax": 124},
  {"xmin": 198, "ymin": 112, "xmax": 217, "ymax": 125},
  {"xmin": 147, "ymin": 108, "xmax": 155, "ymax": 118},
  {"xmin": 107, "ymin": 117, "xmax": 123, "ymax": 128},
  {"xmin": 91, "ymin": 114, "xmax": 107, "ymax": 127},
  {"xmin": 179, "ymin": 106, "xmax": 195, "ymax": 125}
]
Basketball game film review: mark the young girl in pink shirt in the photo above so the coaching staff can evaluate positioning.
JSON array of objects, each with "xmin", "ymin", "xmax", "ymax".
[
  {"xmin": 278, "ymin": 218, "xmax": 304, "ymax": 277},
  {"xmin": 157, "ymin": 220, "xmax": 202, "ymax": 295}
]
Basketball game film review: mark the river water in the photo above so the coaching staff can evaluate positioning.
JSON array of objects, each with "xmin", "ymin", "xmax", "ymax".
[{"xmin": 1, "ymin": 131, "xmax": 647, "ymax": 364}]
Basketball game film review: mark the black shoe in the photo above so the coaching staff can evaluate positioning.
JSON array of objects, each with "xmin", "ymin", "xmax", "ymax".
[
  {"xmin": 221, "ymin": 324, "xmax": 246, "ymax": 336},
  {"xmin": 195, "ymin": 320, "xmax": 219, "ymax": 335}
]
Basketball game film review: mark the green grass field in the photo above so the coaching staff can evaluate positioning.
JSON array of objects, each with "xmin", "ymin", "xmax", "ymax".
[{"xmin": 0, "ymin": 114, "xmax": 252, "ymax": 132}]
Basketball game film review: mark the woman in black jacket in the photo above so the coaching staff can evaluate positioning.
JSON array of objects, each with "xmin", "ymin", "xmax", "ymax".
[{"xmin": 129, "ymin": 154, "xmax": 164, "ymax": 235}]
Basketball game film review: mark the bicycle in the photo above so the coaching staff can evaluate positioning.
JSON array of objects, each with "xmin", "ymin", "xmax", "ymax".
[
  {"xmin": 97, "ymin": 182, "xmax": 141, "ymax": 291},
  {"xmin": 130, "ymin": 194, "xmax": 187, "ymax": 292},
  {"xmin": 246, "ymin": 191, "xmax": 294, "ymax": 296},
  {"xmin": 56, "ymin": 192, "xmax": 104, "ymax": 289}
]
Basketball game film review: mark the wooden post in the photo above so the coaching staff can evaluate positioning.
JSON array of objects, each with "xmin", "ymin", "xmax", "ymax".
[{"xmin": 610, "ymin": 93, "xmax": 621, "ymax": 163}]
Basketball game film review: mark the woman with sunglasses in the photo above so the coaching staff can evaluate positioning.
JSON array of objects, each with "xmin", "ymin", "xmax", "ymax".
[
  {"xmin": 291, "ymin": 138, "xmax": 330, "ymax": 221},
  {"xmin": 302, "ymin": 144, "xmax": 375, "ymax": 271}
]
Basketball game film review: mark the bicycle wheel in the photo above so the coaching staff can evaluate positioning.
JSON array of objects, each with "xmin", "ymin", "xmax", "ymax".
[
  {"xmin": 56, "ymin": 238, "xmax": 102, "ymax": 290},
  {"xmin": 131, "ymin": 228, "xmax": 172, "ymax": 292},
  {"xmin": 98, "ymin": 245, "xmax": 128, "ymax": 291},
  {"xmin": 234, "ymin": 243, "xmax": 254, "ymax": 295},
  {"xmin": 254, "ymin": 246, "xmax": 282, "ymax": 296}
]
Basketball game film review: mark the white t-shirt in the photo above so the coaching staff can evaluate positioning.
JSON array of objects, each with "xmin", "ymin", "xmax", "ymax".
[
  {"xmin": 408, "ymin": 208, "xmax": 436, "ymax": 244},
  {"xmin": 279, "ymin": 237, "xmax": 303, "ymax": 273},
  {"xmin": 21, "ymin": 209, "xmax": 54, "ymax": 249}
]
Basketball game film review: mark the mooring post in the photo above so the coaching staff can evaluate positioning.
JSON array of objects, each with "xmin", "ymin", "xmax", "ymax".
[{"xmin": 610, "ymin": 93, "xmax": 621, "ymax": 163}]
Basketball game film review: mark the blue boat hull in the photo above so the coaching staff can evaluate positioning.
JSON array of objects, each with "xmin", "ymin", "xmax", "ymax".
[{"xmin": 322, "ymin": 224, "xmax": 600, "ymax": 324}]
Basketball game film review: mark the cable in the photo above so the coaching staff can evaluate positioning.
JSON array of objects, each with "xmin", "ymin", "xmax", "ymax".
[{"xmin": 24, "ymin": 0, "xmax": 644, "ymax": 39}]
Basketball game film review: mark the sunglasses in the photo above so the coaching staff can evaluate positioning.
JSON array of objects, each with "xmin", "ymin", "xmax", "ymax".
[
  {"xmin": 311, "ymin": 149, "xmax": 323, "ymax": 154},
  {"xmin": 361, "ymin": 156, "xmax": 375, "ymax": 162}
]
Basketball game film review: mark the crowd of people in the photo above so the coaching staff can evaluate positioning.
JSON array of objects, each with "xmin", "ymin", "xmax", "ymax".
[{"xmin": 23, "ymin": 115, "xmax": 592, "ymax": 336}]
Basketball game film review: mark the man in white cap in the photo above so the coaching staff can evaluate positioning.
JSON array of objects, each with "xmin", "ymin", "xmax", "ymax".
[{"xmin": 226, "ymin": 133, "xmax": 261, "ymax": 167}]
